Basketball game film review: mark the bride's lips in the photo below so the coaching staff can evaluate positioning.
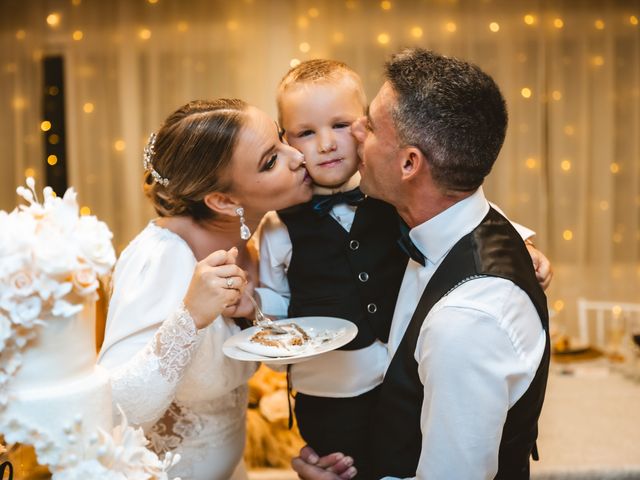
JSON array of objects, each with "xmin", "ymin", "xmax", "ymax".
[{"xmin": 302, "ymin": 169, "xmax": 312, "ymax": 184}]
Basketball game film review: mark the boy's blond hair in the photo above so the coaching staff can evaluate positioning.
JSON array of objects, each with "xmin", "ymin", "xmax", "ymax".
[{"xmin": 276, "ymin": 59, "xmax": 367, "ymax": 124}]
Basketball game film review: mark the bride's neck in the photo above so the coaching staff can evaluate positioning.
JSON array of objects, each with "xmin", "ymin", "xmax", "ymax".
[{"xmin": 157, "ymin": 214, "xmax": 256, "ymax": 262}]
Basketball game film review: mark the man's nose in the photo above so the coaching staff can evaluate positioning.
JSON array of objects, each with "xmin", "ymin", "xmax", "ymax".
[{"xmin": 351, "ymin": 117, "xmax": 366, "ymax": 143}]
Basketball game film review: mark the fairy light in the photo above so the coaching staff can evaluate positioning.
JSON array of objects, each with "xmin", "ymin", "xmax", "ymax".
[
  {"xmin": 49, "ymin": 134, "xmax": 59, "ymax": 145},
  {"xmin": 560, "ymin": 159, "xmax": 571, "ymax": 171},
  {"xmin": 298, "ymin": 16, "xmax": 309, "ymax": 28},
  {"xmin": 16, "ymin": 30, "xmax": 26, "ymax": 40},
  {"xmin": 610, "ymin": 162, "xmax": 620, "ymax": 174},
  {"xmin": 381, "ymin": 1, "xmax": 392, "ymax": 10},
  {"xmin": 552, "ymin": 90, "xmax": 562, "ymax": 101},
  {"xmin": 332, "ymin": 32, "xmax": 344, "ymax": 43},
  {"xmin": 13, "ymin": 97, "xmax": 26, "ymax": 110},
  {"xmin": 299, "ymin": 42, "xmax": 311, "ymax": 53},
  {"xmin": 562, "ymin": 230, "xmax": 573, "ymax": 241},
  {"xmin": 177, "ymin": 21, "xmax": 189, "ymax": 32},
  {"xmin": 40, "ymin": 121, "xmax": 52, "ymax": 132},
  {"xmin": 553, "ymin": 18, "xmax": 564, "ymax": 29},
  {"xmin": 599, "ymin": 200, "xmax": 609, "ymax": 211},
  {"xmin": 72, "ymin": 30, "xmax": 83, "ymax": 41},
  {"xmin": 489, "ymin": 22, "xmax": 500, "ymax": 32},
  {"xmin": 47, "ymin": 155, "xmax": 58, "ymax": 166},
  {"xmin": 524, "ymin": 14, "xmax": 535, "ymax": 25},
  {"xmin": 410, "ymin": 26, "xmax": 423, "ymax": 38},
  {"xmin": 377, "ymin": 33, "xmax": 390, "ymax": 44},
  {"xmin": 138, "ymin": 28, "xmax": 151, "ymax": 40},
  {"xmin": 308, "ymin": 7, "xmax": 319, "ymax": 17},
  {"xmin": 49, "ymin": 86, "xmax": 59, "ymax": 96},
  {"xmin": 83, "ymin": 102, "xmax": 94, "ymax": 113},
  {"xmin": 114, "ymin": 140, "xmax": 126, "ymax": 151},
  {"xmin": 290, "ymin": 58, "xmax": 301, "ymax": 68},
  {"xmin": 25, "ymin": 167, "xmax": 36, "ymax": 178},
  {"xmin": 594, "ymin": 19, "xmax": 605, "ymax": 30},
  {"xmin": 80, "ymin": 206, "xmax": 91, "ymax": 216},
  {"xmin": 564, "ymin": 125, "xmax": 575, "ymax": 136},
  {"xmin": 445, "ymin": 22, "xmax": 457, "ymax": 32},
  {"xmin": 525, "ymin": 157, "xmax": 537, "ymax": 169},
  {"xmin": 553, "ymin": 300, "xmax": 565, "ymax": 311},
  {"xmin": 521, "ymin": 87, "xmax": 532, "ymax": 98},
  {"xmin": 631, "ymin": 15, "xmax": 639, "ymax": 25},
  {"xmin": 46, "ymin": 13, "xmax": 61, "ymax": 27},
  {"xmin": 592, "ymin": 55, "xmax": 604, "ymax": 67},
  {"xmin": 227, "ymin": 20, "xmax": 238, "ymax": 31}
]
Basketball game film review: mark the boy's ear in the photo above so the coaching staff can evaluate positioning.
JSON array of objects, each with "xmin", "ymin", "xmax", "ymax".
[
  {"xmin": 400, "ymin": 146, "xmax": 425, "ymax": 181},
  {"xmin": 203, "ymin": 192, "xmax": 239, "ymax": 217}
]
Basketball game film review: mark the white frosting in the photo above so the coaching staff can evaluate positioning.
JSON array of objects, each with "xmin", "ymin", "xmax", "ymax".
[{"xmin": 11, "ymin": 302, "xmax": 97, "ymax": 390}]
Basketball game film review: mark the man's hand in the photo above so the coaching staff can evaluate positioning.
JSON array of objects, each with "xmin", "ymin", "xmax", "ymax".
[
  {"xmin": 291, "ymin": 445, "xmax": 357, "ymax": 480},
  {"xmin": 526, "ymin": 241, "xmax": 553, "ymax": 291}
]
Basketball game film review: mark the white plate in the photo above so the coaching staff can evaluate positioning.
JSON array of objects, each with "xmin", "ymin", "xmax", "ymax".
[{"xmin": 223, "ymin": 316, "xmax": 357, "ymax": 365}]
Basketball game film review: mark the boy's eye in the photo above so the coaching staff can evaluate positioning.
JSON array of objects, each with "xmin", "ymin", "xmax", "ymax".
[
  {"xmin": 263, "ymin": 153, "xmax": 278, "ymax": 171},
  {"xmin": 333, "ymin": 122, "xmax": 350, "ymax": 129},
  {"xmin": 297, "ymin": 130, "xmax": 314, "ymax": 138}
]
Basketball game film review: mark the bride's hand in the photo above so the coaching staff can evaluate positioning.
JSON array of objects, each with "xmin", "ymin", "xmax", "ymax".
[
  {"xmin": 223, "ymin": 276, "xmax": 255, "ymax": 319},
  {"xmin": 183, "ymin": 247, "xmax": 247, "ymax": 329}
]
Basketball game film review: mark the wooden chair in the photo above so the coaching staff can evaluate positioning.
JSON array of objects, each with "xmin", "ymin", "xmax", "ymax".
[{"xmin": 577, "ymin": 298, "xmax": 640, "ymax": 349}]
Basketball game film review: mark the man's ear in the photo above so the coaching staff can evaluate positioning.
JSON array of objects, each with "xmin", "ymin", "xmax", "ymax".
[
  {"xmin": 400, "ymin": 147, "xmax": 425, "ymax": 181},
  {"xmin": 203, "ymin": 191, "xmax": 239, "ymax": 217}
]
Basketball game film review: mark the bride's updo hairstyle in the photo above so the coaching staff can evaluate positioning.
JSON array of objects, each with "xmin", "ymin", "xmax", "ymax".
[{"xmin": 143, "ymin": 98, "xmax": 248, "ymax": 220}]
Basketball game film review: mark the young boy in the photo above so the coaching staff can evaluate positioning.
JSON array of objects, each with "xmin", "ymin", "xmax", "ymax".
[
  {"xmin": 257, "ymin": 59, "xmax": 407, "ymax": 478},
  {"xmin": 256, "ymin": 59, "xmax": 545, "ymax": 477}
]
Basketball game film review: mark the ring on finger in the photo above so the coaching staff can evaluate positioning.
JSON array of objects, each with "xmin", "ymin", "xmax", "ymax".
[{"xmin": 226, "ymin": 277, "xmax": 234, "ymax": 288}]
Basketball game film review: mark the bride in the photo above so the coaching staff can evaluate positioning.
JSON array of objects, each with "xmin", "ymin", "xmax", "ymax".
[{"xmin": 98, "ymin": 99, "xmax": 312, "ymax": 479}]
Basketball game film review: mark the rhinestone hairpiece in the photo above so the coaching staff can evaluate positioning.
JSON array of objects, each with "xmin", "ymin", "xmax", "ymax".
[{"xmin": 142, "ymin": 132, "xmax": 169, "ymax": 187}]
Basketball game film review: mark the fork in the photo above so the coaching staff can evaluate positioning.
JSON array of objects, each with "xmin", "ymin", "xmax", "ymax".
[{"xmin": 246, "ymin": 294, "xmax": 288, "ymax": 334}]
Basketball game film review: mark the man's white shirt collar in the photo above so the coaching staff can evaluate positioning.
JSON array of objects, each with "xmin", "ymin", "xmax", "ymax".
[{"xmin": 409, "ymin": 187, "xmax": 490, "ymax": 266}]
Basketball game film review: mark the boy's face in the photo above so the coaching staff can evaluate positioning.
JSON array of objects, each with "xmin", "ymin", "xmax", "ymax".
[{"xmin": 280, "ymin": 79, "xmax": 364, "ymax": 189}]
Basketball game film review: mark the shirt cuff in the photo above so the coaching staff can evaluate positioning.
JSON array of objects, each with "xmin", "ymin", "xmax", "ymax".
[{"xmin": 254, "ymin": 287, "xmax": 290, "ymax": 318}]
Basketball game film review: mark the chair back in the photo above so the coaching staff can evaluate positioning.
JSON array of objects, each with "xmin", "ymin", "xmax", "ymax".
[{"xmin": 577, "ymin": 298, "xmax": 640, "ymax": 349}]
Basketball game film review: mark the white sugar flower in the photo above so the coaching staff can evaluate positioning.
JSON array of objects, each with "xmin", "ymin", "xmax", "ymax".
[
  {"xmin": 75, "ymin": 216, "xmax": 116, "ymax": 276},
  {"xmin": 0, "ymin": 313, "xmax": 11, "ymax": 350}
]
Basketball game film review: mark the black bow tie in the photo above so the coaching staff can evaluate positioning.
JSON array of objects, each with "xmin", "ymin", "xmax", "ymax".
[
  {"xmin": 311, "ymin": 187, "xmax": 366, "ymax": 216},
  {"xmin": 397, "ymin": 218, "xmax": 426, "ymax": 266}
]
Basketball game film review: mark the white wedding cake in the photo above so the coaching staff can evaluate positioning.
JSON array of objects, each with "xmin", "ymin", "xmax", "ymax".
[{"xmin": 0, "ymin": 179, "xmax": 178, "ymax": 479}]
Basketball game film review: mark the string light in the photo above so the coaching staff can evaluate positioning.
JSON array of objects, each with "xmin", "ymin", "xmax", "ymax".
[
  {"xmin": 523, "ymin": 14, "xmax": 535, "ymax": 25},
  {"xmin": 47, "ymin": 155, "xmax": 58, "ymax": 166},
  {"xmin": 25, "ymin": 167, "xmax": 36, "ymax": 178},
  {"xmin": 560, "ymin": 159, "xmax": 571, "ymax": 171},
  {"xmin": 332, "ymin": 32, "xmax": 344, "ymax": 43},
  {"xmin": 40, "ymin": 121, "xmax": 52, "ymax": 132},
  {"xmin": 380, "ymin": 1, "xmax": 392, "ymax": 10},
  {"xmin": 551, "ymin": 90, "xmax": 562, "ymax": 101},
  {"xmin": 377, "ymin": 33, "xmax": 390, "ymax": 44},
  {"xmin": 16, "ymin": 30, "xmax": 26, "ymax": 40},
  {"xmin": 610, "ymin": 162, "xmax": 620, "ymax": 174},
  {"xmin": 83, "ymin": 102, "xmax": 94, "ymax": 113},
  {"xmin": 138, "ymin": 29, "xmax": 151, "ymax": 40},
  {"xmin": 613, "ymin": 233, "xmax": 623, "ymax": 243},
  {"xmin": 148, "ymin": 0, "xmax": 159, "ymax": 4},
  {"xmin": 599, "ymin": 200, "xmax": 609, "ymax": 211},
  {"xmin": 46, "ymin": 13, "xmax": 61, "ymax": 27},
  {"xmin": 521, "ymin": 87, "xmax": 532, "ymax": 98},
  {"xmin": 177, "ymin": 21, "xmax": 189, "ymax": 32},
  {"xmin": 80, "ymin": 206, "xmax": 91, "ymax": 216},
  {"xmin": 445, "ymin": 22, "xmax": 457, "ymax": 33},
  {"xmin": 592, "ymin": 55, "xmax": 604, "ymax": 67},
  {"xmin": 553, "ymin": 18, "xmax": 564, "ymax": 29},
  {"xmin": 553, "ymin": 300, "xmax": 565, "ymax": 311},
  {"xmin": 227, "ymin": 20, "xmax": 238, "ymax": 31},
  {"xmin": 299, "ymin": 42, "xmax": 311, "ymax": 53},
  {"xmin": 410, "ymin": 26, "xmax": 423, "ymax": 38},
  {"xmin": 298, "ymin": 16, "xmax": 309, "ymax": 28},
  {"xmin": 345, "ymin": 0, "xmax": 357, "ymax": 9},
  {"xmin": 114, "ymin": 140, "xmax": 126, "ymax": 151},
  {"xmin": 72, "ymin": 30, "xmax": 83, "ymax": 41},
  {"xmin": 72, "ymin": 0, "xmax": 81, "ymax": 5},
  {"xmin": 564, "ymin": 125, "xmax": 575, "ymax": 135},
  {"xmin": 13, "ymin": 97, "xmax": 26, "ymax": 110},
  {"xmin": 525, "ymin": 157, "xmax": 537, "ymax": 169},
  {"xmin": 49, "ymin": 134, "xmax": 59, "ymax": 145},
  {"xmin": 562, "ymin": 230, "xmax": 573, "ymax": 241},
  {"xmin": 290, "ymin": 58, "xmax": 301, "ymax": 68},
  {"xmin": 489, "ymin": 22, "xmax": 500, "ymax": 32},
  {"xmin": 631, "ymin": 15, "xmax": 638, "ymax": 25},
  {"xmin": 308, "ymin": 7, "xmax": 319, "ymax": 17},
  {"xmin": 594, "ymin": 19, "xmax": 605, "ymax": 30}
]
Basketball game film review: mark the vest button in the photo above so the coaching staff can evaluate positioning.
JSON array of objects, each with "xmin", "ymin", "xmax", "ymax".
[
  {"xmin": 358, "ymin": 272, "xmax": 369, "ymax": 282},
  {"xmin": 349, "ymin": 240, "xmax": 360, "ymax": 250},
  {"xmin": 367, "ymin": 303, "xmax": 377, "ymax": 313}
]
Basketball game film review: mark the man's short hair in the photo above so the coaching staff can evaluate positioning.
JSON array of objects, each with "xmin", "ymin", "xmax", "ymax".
[{"xmin": 385, "ymin": 48, "xmax": 507, "ymax": 192}]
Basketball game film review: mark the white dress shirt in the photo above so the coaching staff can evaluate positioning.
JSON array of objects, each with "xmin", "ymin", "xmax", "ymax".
[{"xmin": 382, "ymin": 187, "xmax": 546, "ymax": 480}]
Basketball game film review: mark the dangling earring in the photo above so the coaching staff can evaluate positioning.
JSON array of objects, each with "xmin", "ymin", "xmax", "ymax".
[{"xmin": 236, "ymin": 207, "xmax": 251, "ymax": 240}]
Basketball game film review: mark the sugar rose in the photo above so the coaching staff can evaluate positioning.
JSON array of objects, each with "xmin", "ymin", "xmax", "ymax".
[{"xmin": 75, "ymin": 216, "xmax": 116, "ymax": 276}]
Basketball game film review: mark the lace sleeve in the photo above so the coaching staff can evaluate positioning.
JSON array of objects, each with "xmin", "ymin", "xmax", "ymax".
[{"xmin": 109, "ymin": 304, "xmax": 201, "ymax": 427}]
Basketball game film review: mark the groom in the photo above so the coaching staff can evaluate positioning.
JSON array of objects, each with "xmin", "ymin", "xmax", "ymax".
[{"xmin": 293, "ymin": 48, "xmax": 550, "ymax": 479}]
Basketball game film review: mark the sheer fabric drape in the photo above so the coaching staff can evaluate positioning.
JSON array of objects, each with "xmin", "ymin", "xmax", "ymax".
[{"xmin": 1, "ymin": 0, "xmax": 638, "ymax": 331}]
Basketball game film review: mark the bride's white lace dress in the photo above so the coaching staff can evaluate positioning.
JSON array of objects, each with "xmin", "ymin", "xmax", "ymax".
[{"xmin": 98, "ymin": 222, "xmax": 258, "ymax": 480}]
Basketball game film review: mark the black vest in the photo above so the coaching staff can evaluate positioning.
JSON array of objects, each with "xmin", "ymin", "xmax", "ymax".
[
  {"xmin": 371, "ymin": 208, "xmax": 550, "ymax": 479},
  {"xmin": 277, "ymin": 197, "xmax": 408, "ymax": 349}
]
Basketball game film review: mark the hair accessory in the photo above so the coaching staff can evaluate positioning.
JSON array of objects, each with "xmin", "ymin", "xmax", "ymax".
[
  {"xmin": 143, "ymin": 132, "xmax": 169, "ymax": 186},
  {"xmin": 236, "ymin": 207, "xmax": 251, "ymax": 240}
]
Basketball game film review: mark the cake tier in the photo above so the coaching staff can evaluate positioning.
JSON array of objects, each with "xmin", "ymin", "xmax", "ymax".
[
  {"xmin": 11, "ymin": 302, "xmax": 97, "ymax": 390},
  {"xmin": 5, "ymin": 365, "xmax": 113, "ymax": 452}
]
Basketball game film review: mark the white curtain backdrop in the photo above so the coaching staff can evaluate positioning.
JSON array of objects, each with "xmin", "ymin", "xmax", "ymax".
[{"xmin": 1, "ymin": 0, "xmax": 639, "ymax": 333}]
